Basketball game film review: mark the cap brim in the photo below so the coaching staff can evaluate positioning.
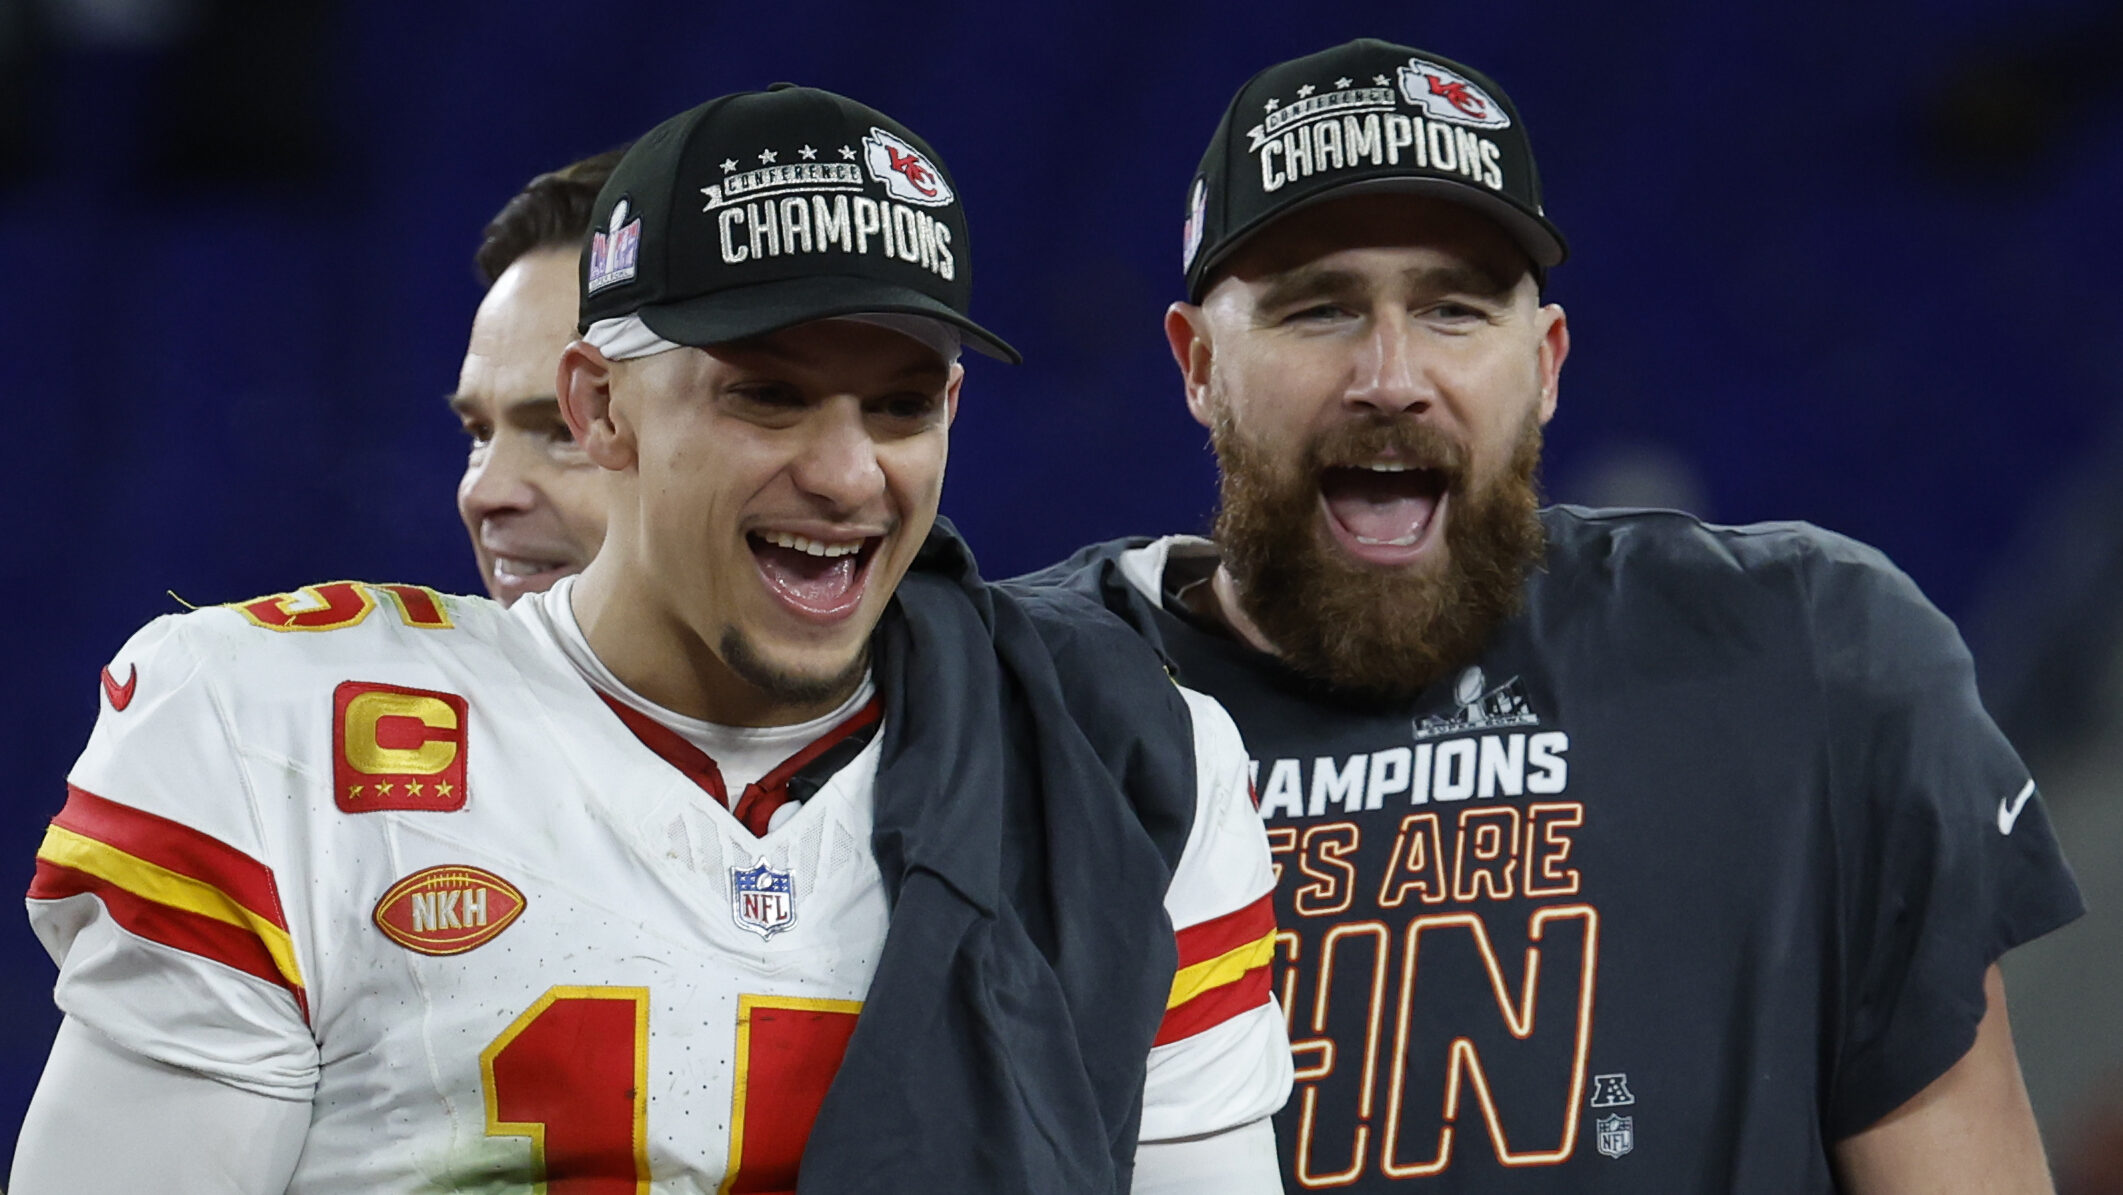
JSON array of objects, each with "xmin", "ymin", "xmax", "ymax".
[
  {"xmin": 1193, "ymin": 176, "xmax": 1568, "ymax": 301},
  {"xmin": 635, "ymin": 274, "xmax": 1020, "ymax": 364}
]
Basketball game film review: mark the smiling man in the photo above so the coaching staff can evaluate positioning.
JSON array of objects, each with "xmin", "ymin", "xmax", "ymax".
[
  {"xmin": 1029, "ymin": 39, "xmax": 2083, "ymax": 1194},
  {"xmin": 13, "ymin": 85, "xmax": 1288, "ymax": 1194},
  {"xmin": 451, "ymin": 148, "xmax": 623, "ymax": 604}
]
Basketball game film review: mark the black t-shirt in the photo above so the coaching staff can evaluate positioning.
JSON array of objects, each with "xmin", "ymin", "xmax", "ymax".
[{"xmin": 1021, "ymin": 506, "xmax": 2083, "ymax": 1193}]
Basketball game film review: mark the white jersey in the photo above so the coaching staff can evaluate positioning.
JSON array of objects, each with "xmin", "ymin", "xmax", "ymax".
[{"xmin": 28, "ymin": 580, "xmax": 1291, "ymax": 1191}]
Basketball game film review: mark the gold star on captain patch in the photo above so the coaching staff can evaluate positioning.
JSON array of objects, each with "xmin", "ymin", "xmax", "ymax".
[
  {"xmin": 406, "ymin": 781, "xmax": 425, "ymax": 798},
  {"xmin": 1335, "ymin": 76, "xmax": 1352, "ymax": 88},
  {"xmin": 839, "ymin": 145, "xmax": 856, "ymax": 159},
  {"xmin": 347, "ymin": 784, "xmax": 364, "ymax": 800},
  {"xmin": 1296, "ymin": 83, "xmax": 1316, "ymax": 98},
  {"xmin": 798, "ymin": 144, "xmax": 817, "ymax": 160},
  {"xmin": 436, "ymin": 781, "xmax": 455, "ymax": 799},
  {"xmin": 377, "ymin": 781, "xmax": 396, "ymax": 797},
  {"xmin": 758, "ymin": 148, "xmax": 778, "ymax": 164}
]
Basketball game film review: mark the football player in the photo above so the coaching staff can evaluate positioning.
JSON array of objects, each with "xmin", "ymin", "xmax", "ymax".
[
  {"xmin": 1027, "ymin": 39, "xmax": 2083, "ymax": 1193},
  {"xmin": 13, "ymin": 86, "xmax": 1290, "ymax": 1193},
  {"xmin": 453, "ymin": 148, "xmax": 624, "ymax": 605}
]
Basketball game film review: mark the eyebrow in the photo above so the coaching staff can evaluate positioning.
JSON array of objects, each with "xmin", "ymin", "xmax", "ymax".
[
  {"xmin": 445, "ymin": 393, "xmax": 564, "ymax": 419},
  {"xmin": 1253, "ymin": 261, "xmax": 1519, "ymax": 314},
  {"xmin": 1253, "ymin": 266, "xmax": 1367, "ymax": 314},
  {"xmin": 724, "ymin": 339, "xmax": 953, "ymax": 385}
]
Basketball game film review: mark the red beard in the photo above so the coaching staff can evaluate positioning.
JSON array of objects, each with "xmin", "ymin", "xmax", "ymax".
[{"xmin": 1210, "ymin": 406, "xmax": 1546, "ymax": 699}]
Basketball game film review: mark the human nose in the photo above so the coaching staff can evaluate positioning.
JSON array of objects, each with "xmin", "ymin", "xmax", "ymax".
[
  {"xmin": 1344, "ymin": 312, "xmax": 1434, "ymax": 417},
  {"xmin": 459, "ymin": 433, "xmax": 540, "ymax": 520},
  {"xmin": 789, "ymin": 400, "xmax": 887, "ymax": 513}
]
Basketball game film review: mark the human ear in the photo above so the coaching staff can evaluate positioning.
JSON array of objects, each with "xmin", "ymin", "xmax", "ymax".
[
  {"xmin": 1165, "ymin": 302, "xmax": 1215, "ymax": 430},
  {"xmin": 1535, "ymin": 303, "xmax": 1569, "ymax": 425},
  {"xmin": 557, "ymin": 341, "xmax": 634, "ymax": 470}
]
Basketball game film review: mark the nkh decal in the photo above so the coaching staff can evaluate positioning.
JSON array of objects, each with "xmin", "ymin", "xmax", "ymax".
[
  {"xmin": 862, "ymin": 126, "xmax": 953, "ymax": 207},
  {"xmin": 1397, "ymin": 58, "xmax": 1512, "ymax": 128},
  {"xmin": 333, "ymin": 681, "xmax": 469, "ymax": 812},
  {"xmin": 587, "ymin": 197, "xmax": 641, "ymax": 293},
  {"xmin": 374, "ymin": 865, "xmax": 525, "ymax": 955}
]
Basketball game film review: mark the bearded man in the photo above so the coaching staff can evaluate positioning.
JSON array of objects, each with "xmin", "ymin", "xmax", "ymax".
[{"xmin": 1028, "ymin": 38, "xmax": 2083, "ymax": 1194}]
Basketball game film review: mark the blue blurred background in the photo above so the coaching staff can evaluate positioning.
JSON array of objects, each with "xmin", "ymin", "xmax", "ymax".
[{"xmin": 5, "ymin": 0, "xmax": 2122, "ymax": 1182}]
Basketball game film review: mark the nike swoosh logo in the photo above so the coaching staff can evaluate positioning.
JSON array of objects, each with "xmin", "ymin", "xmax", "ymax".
[
  {"xmin": 100, "ymin": 664, "xmax": 137, "ymax": 712},
  {"xmin": 1996, "ymin": 780, "xmax": 2037, "ymax": 836}
]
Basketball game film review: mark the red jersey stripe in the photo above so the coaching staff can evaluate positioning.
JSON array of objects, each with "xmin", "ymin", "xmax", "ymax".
[
  {"xmin": 1174, "ymin": 892, "xmax": 1276, "ymax": 969},
  {"xmin": 45, "ymin": 786, "xmax": 289, "ymax": 934},
  {"xmin": 30, "ymin": 857, "xmax": 310, "ymax": 1020},
  {"xmin": 1153, "ymin": 959, "xmax": 1272, "ymax": 1048}
]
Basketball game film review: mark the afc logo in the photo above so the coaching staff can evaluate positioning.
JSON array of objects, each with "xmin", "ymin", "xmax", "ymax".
[{"xmin": 863, "ymin": 126, "xmax": 954, "ymax": 207}]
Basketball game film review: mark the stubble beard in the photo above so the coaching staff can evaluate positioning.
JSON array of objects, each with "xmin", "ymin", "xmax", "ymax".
[
  {"xmin": 719, "ymin": 629, "xmax": 871, "ymax": 714},
  {"xmin": 1209, "ymin": 400, "xmax": 1547, "ymax": 701}
]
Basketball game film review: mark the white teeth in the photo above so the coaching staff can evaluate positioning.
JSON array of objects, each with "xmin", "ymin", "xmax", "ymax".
[
  {"xmin": 493, "ymin": 557, "xmax": 562, "ymax": 577},
  {"xmin": 758, "ymin": 530, "xmax": 864, "ymax": 558},
  {"xmin": 1364, "ymin": 462, "xmax": 1415, "ymax": 473},
  {"xmin": 1355, "ymin": 534, "xmax": 1422, "ymax": 547}
]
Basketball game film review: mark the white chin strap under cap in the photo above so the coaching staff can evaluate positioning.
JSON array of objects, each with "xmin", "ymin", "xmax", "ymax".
[{"xmin": 582, "ymin": 312, "xmax": 962, "ymax": 366}]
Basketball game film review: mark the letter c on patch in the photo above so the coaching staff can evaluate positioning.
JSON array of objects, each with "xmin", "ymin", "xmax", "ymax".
[{"xmin": 344, "ymin": 691, "xmax": 460, "ymax": 775}]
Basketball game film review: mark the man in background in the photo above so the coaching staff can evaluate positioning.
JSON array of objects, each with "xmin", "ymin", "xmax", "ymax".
[
  {"xmin": 450, "ymin": 148, "xmax": 622, "ymax": 604},
  {"xmin": 1032, "ymin": 37, "xmax": 2083, "ymax": 1192}
]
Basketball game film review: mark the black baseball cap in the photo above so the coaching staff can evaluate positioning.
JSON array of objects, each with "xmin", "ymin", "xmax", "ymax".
[
  {"xmin": 579, "ymin": 83, "xmax": 1019, "ymax": 363},
  {"xmin": 1181, "ymin": 40, "xmax": 1567, "ymax": 301}
]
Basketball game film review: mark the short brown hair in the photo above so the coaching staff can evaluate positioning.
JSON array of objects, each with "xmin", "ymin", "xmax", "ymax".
[{"xmin": 472, "ymin": 145, "xmax": 628, "ymax": 286}]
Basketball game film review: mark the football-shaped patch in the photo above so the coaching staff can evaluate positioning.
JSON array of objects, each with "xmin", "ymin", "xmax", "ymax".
[{"xmin": 373, "ymin": 865, "xmax": 525, "ymax": 956}]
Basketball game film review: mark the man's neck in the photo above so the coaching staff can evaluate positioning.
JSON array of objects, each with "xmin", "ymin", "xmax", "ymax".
[
  {"xmin": 565, "ymin": 559, "xmax": 856, "ymax": 728},
  {"xmin": 1205, "ymin": 562, "xmax": 1283, "ymax": 659}
]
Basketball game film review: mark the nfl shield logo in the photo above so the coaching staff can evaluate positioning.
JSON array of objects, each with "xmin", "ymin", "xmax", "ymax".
[
  {"xmin": 1595, "ymin": 1113, "xmax": 1634, "ymax": 1159},
  {"xmin": 730, "ymin": 857, "xmax": 796, "ymax": 940}
]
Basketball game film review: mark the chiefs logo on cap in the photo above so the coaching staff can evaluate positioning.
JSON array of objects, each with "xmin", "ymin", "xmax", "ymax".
[
  {"xmin": 863, "ymin": 126, "xmax": 954, "ymax": 207},
  {"xmin": 373, "ymin": 865, "xmax": 525, "ymax": 955},
  {"xmin": 333, "ymin": 681, "xmax": 469, "ymax": 813},
  {"xmin": 1396, "ymin": 58, "xmax": 1512, "ymax": 129}
]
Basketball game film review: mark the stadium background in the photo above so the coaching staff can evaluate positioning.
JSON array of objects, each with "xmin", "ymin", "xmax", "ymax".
[{"xmin": 4, "ymin": 0, "xmax": 2120, "ymax": 1180}]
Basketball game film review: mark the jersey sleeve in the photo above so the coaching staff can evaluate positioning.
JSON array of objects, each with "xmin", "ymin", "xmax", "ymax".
[
  {"xmin": 1139, "ymin": 685, "xmax": 1293, "ymax": 1143},
  {"xmin": 1812, "ymin": 542, "xmax": 2084, "ymax": 1137},
  {"xmin": 25, "ymin": 612, "xmax": 320, "ymax": 1099}
]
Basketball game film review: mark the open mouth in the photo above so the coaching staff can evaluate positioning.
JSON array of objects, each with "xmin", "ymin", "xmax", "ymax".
[
  {"xmin": 747, "ymin": 529, "xmax": 885, "ymax": 620},
  {"xmin": 1318, "ymin": 462, "xmax": 1451, "ymax": 563},
  {"xmin": 487, "ymin": 554, "xmax": 580, "ymax": 598}
]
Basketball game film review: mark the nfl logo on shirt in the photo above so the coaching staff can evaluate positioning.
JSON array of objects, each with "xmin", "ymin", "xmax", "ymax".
[
  {"xmin": 731, "ymin": 857, "xmax": 796, "ymax": 939},
  {"xmin": 1596, "ymin": 1113, "xmax": 1635, "ymax": 1159}
]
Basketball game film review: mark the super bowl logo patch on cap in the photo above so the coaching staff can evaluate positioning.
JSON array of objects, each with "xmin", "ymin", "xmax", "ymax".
[
  {"xmin": 1182, "ymin": 176, "xmax": 1208, "ymax": 270},
  {"xmin": 587, "ymin": 197, "xmax": 642, "ymax": 292},
  {"xmin": 863, "ymin": 127, "xmax": 953, "ymax": 207},
  {"xmin": 1397, "ymin": 58, "xmax": 1511, "ymax": 129}
]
